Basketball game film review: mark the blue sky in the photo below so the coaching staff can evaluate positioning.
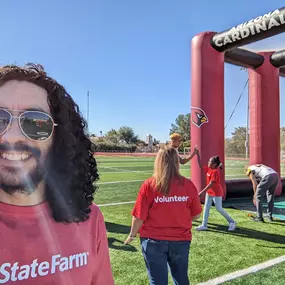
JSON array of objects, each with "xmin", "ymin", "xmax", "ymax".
[{"xmin": 1, "ymin": 1, "xmax": 285, "ymax": 142}]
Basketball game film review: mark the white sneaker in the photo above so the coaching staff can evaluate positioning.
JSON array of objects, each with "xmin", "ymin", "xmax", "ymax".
[
  {"xmin": 228, "ymin": 221, "xmax": 236, "ymax": 231},
  {"xmin": 196, "ymin": 225, "xmax": 208, "ymax": 231}
]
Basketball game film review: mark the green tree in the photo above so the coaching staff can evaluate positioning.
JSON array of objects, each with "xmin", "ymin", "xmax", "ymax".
[
  {"xmin": 280, "ymin": 127, "xmax": 285, "ymax": 151},
  {"xmin": 105, "ymin": 129, "xmax": 120, "ymax": 144},
  {"xmin": 118, "ymin": 126, "xmax": 139, "ymax": 144},
  {"xmin": 169, "ymin": 114, "xmax": 190, "ymax": 142},
  {"xmin": 106, "ymin": 129, "xmax": 118, "ymax": 137},
  {"xmin": 153, "ymin": 138, "xmax": 160, "ymax": 145},
  {"xmin": 225, "ymin": 127, "xmax": 247, "ymax": 157}
]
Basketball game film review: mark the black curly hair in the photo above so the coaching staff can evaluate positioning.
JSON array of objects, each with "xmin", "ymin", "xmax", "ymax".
[
  {"xmin": 0, "ymin": 63, "xmax": 99, "ymax": 223},
  {"xmin": 210, "ymin": 156, "xmax": 223, "ymax": 170}
]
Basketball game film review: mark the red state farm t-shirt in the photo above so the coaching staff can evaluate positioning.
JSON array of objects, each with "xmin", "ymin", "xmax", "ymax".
[
  {"xmin": 204, "ymin": 166, "xmax": 224, "ymax": 197},
  {"xmin": 0, "ymin": 202, "xmax": 114, "ymax": 285},
  {"xmin": 132, "ymin": 176, "xmax": 202, "ymax": 241}
]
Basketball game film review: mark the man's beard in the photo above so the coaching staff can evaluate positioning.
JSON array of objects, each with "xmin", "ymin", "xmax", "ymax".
[
  {"xmin": 0, "ymin": 164, "xmax": 46, "ymax": 195},
  {"xmin": 0, "ymin": 142, "xmax": 51, "ymax": 196}
]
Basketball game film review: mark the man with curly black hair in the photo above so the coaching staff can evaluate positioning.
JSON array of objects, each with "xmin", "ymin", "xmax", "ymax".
[{"xmin": 0, "ymin": 64, "xmax": 114, "ymax": 284}]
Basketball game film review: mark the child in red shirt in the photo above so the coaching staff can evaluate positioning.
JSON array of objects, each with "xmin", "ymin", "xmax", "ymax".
[
  {"xmin": 124, "ymin": 146, "xmax": 202, "ymax": 285},
  {"xmin": 195, "ymin": 151, "xmax": 236, "ymax": 231}
]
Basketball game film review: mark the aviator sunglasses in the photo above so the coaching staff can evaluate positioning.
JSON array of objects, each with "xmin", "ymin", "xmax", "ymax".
[{"xmin": 0, "ymin": 108, "xmax": 58, "ymax": 142}]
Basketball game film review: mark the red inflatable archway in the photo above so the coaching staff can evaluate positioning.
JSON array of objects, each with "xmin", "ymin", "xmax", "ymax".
[{"xmin": 191, "ymin": 7, "xmax": 285, "ymax": 198}]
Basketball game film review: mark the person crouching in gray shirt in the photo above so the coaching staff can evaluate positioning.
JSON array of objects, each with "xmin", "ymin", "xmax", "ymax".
[{"xmin": 245, "ymin": 164, "xmax": 279, "ymax": 222}]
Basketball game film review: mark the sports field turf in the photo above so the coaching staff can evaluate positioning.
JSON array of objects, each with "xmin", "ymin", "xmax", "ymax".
[
  {"xmin": 95, "ymin": 155, "xmax": 285, "ymax": 284},
  {"xmin": 224, "ymin": 262, "xmax": 285, "ymax": 285}
]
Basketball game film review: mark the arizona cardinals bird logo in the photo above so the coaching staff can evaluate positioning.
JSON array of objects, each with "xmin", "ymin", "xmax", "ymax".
[{"xmin": 191, "ymin": 107, "xmax": 209, "ymax": 128}]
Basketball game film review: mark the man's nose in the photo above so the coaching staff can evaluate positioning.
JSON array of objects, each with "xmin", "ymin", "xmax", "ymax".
[{"xmin": 1, "ymin": 119, "xmax": 26, "ymax": 144}]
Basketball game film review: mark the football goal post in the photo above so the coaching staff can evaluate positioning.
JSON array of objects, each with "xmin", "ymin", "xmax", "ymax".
[{"xmin": 184, "ymin": 147, "xmax": 191, "ymax": 156}]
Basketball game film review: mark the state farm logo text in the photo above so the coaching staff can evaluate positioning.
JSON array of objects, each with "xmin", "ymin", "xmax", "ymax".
[{"xmin": 0, "ymin": 251, "xmax": 89, "ymax": 283}]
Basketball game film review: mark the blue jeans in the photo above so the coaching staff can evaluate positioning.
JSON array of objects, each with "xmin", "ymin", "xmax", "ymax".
[
  {"xmin": 202, "ymin": 194, "xmax": 234, "ymax": 227},
  {"xmin": 140, "ymin": 238, "xmax": 190, "ymax": 285}
]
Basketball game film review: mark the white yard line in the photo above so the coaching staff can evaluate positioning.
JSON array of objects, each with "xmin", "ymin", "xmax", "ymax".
[
  {"xmin": 197, "ymin": 255, "xmax": 285, "ymax": 285},
  {"xmin": 102, "ymin": 171, "xmax": 152, "ymax": 174},
  {"xmin": 100, "ymin": 168, "xmax": 253, "ymax": 175},
  {"xmin": 97, "ymin": 179, "xmax": 144, "ymax": 185},
  {"xmin": 100, "ymin": 166, "xmax": 127, "ymax": 172},
  {"xmin": 98, "ymin": 201, "xmax": 136, "ymax": 207},
  {"xmin": 97, "ymin": 174, "xmax": 253, "ymax": 185},
  {"xmin": 101, "ymin": 163, "xmax": 149, "ymax": 166},
  {"xmin": 102, "ymin": 169, "xmax": 189, "ymax": 174},
  {"xmin": 99, "ymin": 166, "xmax": 135, "ymax": 173}
]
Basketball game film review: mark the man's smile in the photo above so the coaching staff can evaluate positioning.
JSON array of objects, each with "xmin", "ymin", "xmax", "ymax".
[{"xmin": 0, "ymin": 151, "xmax": 32, "ymax": 162}]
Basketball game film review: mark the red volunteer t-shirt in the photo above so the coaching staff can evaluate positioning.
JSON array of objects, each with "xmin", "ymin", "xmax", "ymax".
[
  {"xmin": 0, "ymin": 202, "xmax": 114, "ymax": 285},
  {"xmin": 132, "ymin": 177, "xmax": 202, "ymax": 241},
  {"xmin": 203, "ymin": 166, "xmax": 223, "ymax": 197}
]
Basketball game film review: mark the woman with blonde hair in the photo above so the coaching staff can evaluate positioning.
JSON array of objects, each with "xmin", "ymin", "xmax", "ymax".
[{"xmin": 124, "ymin": 146, "xmax": 202, "ymax": 285}]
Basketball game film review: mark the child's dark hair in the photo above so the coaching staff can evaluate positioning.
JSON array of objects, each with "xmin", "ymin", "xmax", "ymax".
[{"xmin": 211, "ymin": 156, "xmax": 223, "ymax": 170}]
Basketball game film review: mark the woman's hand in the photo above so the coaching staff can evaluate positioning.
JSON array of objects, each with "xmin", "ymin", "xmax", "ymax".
[
  {"xmin": 124, "ymin": 217, "xmax": 143, "ymax": 245},
  {"xmin": 124, "ymin": 235, "xmax": 136, "ymax": 245}
]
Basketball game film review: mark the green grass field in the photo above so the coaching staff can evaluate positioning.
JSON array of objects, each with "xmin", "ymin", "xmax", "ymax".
[{"xmin": 95, "ymin": 155, "xmax": 285, "ymax": 284}]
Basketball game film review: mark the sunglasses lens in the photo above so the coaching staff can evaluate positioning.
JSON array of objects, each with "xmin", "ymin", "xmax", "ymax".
[
  {"xmin": 0, "ymin": 109, "xmax": 11, "ymax": 135},
  {"xmin": 20, "ymin": 112, "xmax": 54, "ymax": 141}
]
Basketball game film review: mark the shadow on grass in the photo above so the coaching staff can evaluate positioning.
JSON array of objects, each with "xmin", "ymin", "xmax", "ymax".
[
  {"xmin": 108, "ymin": 237, "xmax": 137, "ymax": 252},
  {"xmin": 270, "ymin": 220, "xmax": 285, "ymax": 226},
  {"xmin": 206, "ymin": 222, "xmax": 285, "ymax": 245},
  {"xmin": 105, "ymin": 222, "xmax": 130, "ymax": 234},
  {"xmin": 257, "ymin": 245, "xmax": 285, "ymax": 249},
  {"xmin": 243, "ymin": 216, "xmax": 285, "ymax": 227},
  {"xmin": 105, "ymin": 222, "xmax": 138, "ymax": 252}
]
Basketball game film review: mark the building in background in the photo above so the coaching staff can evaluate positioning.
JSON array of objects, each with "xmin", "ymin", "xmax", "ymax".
[{"xmin": 145, "ymin": 133, "xmax": 153, "ymax": 152}]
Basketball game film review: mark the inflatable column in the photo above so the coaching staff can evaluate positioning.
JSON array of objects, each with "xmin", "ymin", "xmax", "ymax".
[{"xmin": 191, "ymin": 32, "xmax": 226, "ymax": 199}]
